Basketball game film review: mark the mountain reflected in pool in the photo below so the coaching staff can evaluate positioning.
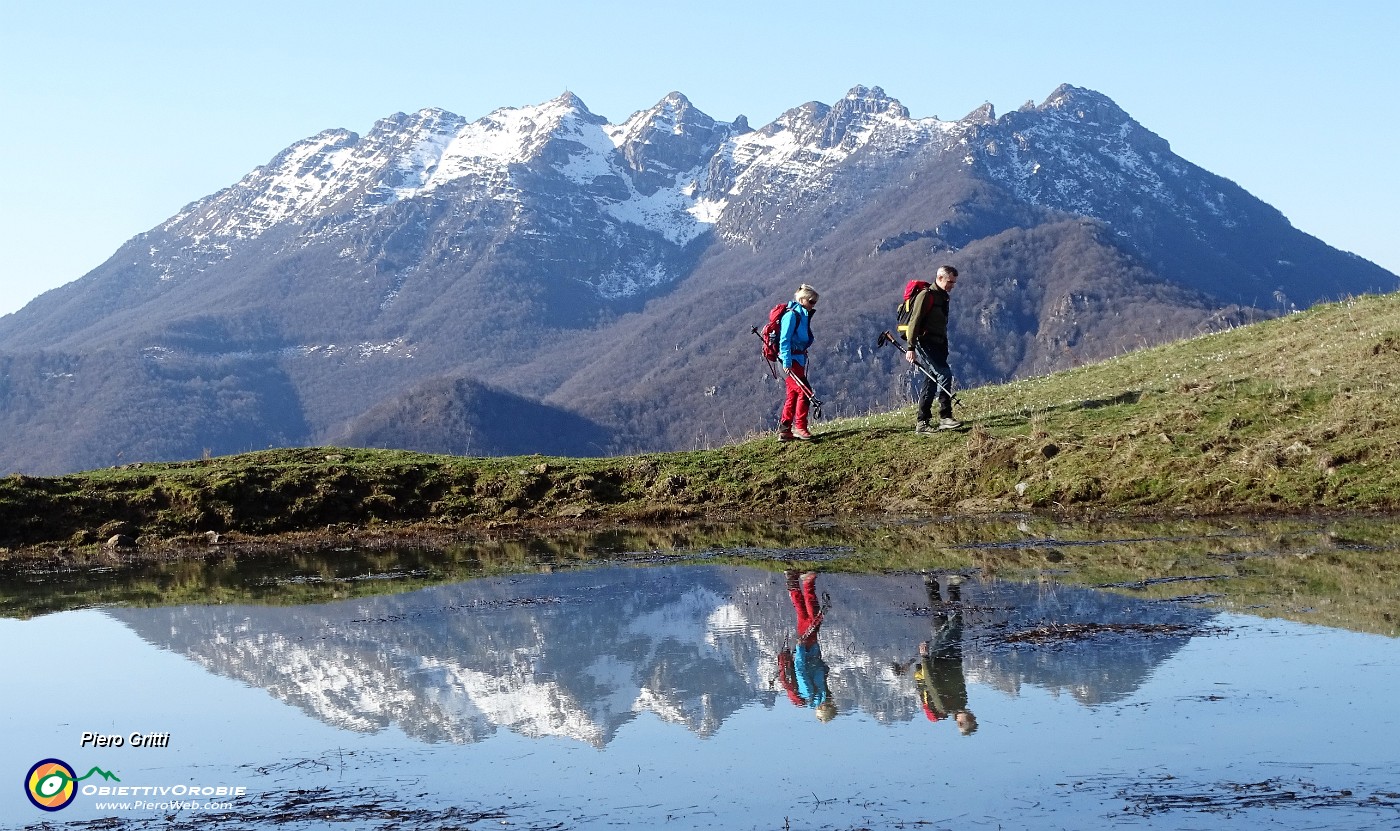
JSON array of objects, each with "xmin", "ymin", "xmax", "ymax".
[
  {"xmin": 9, "ymin": 519, "xmax": 1400, "ymax": 830},
  {"xmin": 106, "ymin": 565, "xmax": 1214, "ymax": 747}
]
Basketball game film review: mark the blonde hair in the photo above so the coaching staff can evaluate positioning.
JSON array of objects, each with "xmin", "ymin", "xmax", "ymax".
[{"xmin": 794, "ymin": 284, "xmax": 820, "ymax": 304}]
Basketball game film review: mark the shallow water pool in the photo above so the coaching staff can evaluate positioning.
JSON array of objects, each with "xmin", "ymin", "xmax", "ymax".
[{"xmin": 4, "ymin": 549, "xmax": 1399, "ymax": 829}]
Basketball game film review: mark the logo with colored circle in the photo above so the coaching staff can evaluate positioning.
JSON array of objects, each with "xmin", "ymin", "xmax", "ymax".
[{"xmin": 25, "ymin": 759, "xmax": 78, "ymax": 811}]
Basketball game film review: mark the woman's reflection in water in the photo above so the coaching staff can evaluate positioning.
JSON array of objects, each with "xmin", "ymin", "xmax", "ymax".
[{"xmin": 776, "ymin": 570, "xmax": 837, "ymax": 722}]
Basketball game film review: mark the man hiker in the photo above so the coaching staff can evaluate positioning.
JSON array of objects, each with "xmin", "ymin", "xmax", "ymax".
[
  {"xmin": 892, "ymin": 572, "xmax": 977, "ymax": 735},
  {"xmin": 777, "ymin": 284, "xmax": 819, "ymax": 441},
  {"xmin": 904, "ymin": 265, "xmax": 961, "ymax": 433}
]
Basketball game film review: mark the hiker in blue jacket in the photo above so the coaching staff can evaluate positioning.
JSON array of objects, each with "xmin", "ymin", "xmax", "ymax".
[
  {"xmin": 778, "ymin": 284, "xmax": 819, "ymax": 441},
  {"xmin": 777, "ymin": 569, "xmax": 837, "ymax": 722}
]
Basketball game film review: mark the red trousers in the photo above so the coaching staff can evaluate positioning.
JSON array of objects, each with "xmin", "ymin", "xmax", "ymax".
[
  {"xmin": 789, "ymin": 580, "xmax": 823, "ymax": 645},
  {"xmin": 780, "ymin": 363, "xmax": 811, "ymax": 430}
]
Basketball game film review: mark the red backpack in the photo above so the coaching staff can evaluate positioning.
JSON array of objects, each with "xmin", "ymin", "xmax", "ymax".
[
  {"xmin": 756, "ymin": 302, "xmax": 789, "ymax": 363},
  {"xmin": 895, "ymin": 280, "xmax": 932, "ymax": 342}
]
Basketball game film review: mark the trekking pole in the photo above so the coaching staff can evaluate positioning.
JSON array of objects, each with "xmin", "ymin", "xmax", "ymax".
[
  {"xmin": 798, "ymin": 591, "xmax": 833, "ymax": 640},
  {"xmin": 913, "ymin": 348, "xmax": 961, "ymax": 408},
  {"xmin": 785, "ymin": 367, "xmax": 823, "ymax": 420},
  {"xmin": 753, "ymin": 326, "xmax": 824, "ymax": 417},
  {"xmin": 875, "ymin": 331, "xmax": 961, "ymax": 407},
  {"xmin": 750, "ymin": 326, "xmax": 779, "ymax": 378}
]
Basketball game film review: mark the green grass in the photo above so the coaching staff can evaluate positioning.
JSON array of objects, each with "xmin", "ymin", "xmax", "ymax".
[{"xmin": 3, "ymin": 292, "xmax": 1400, "ymax": 553}]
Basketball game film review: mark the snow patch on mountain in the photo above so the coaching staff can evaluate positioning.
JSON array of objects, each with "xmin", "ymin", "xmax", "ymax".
[
  {"xmin": 593, "ymin": 263, "xmax": 670, "ymax": 299},
  {"xmin": 163, "ymin": 92, "xmax": 724, "ymax": 260},
  {"xmin": 145, "ymin": 83, "xmax": 1256, "ymax": 304},
  {"xmin": 971, "ymin": 85, "xmax": 1250, "ymax": 232},
  {"xmin": 427, "ymin": 94, "xmax": 594, "ymax": 195},
  {"xmin": 426, "ymin": 658, "xmax": 608, "ymax": 744},
  {"xmin": 162, "ymin": 87, "xmax": 974, "ymax": 266},
  {"xmin": 140, "ymin": 339, "xmax": 416, "ymax": 364},
  {"xmin": 695, "ymin": 92, "xmax": 961, "ymax": 245},
  {"xmin": 623, "ymin": 585, "xmax": 730, "ymax": 644}
]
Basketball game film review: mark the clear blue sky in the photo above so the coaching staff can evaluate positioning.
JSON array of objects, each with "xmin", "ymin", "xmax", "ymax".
[{"xmin": 2, "ymin": 0, "xmax": 1396, "ymax": 317}]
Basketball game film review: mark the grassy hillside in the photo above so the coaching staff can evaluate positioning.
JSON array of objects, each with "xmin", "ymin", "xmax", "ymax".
[{"xmin": 2, "ymin": 292, "xmax": 1398, "ymax": 553}]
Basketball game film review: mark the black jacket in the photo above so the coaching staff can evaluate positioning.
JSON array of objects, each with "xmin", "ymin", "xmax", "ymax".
[{"xmin": 906, "ymin": 286, "xmax": 950, "ymax": 358}]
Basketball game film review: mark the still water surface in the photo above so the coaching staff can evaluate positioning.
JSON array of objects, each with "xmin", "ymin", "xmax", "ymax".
[{"xmin": 3, "ymin": 523, "xmax": 1399, "ymax": 830}]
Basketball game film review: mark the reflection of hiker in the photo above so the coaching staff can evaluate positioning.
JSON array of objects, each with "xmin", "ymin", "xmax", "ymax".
[
  {"xmin": 901, "ymin": 265, "xmax": 961, "ymax": 433},
  {"xmin": 777, "ymin": 570, "xmax": 836, "ymax": 721},
  {"xmin": 777, "ymin": 285, "xmax": 819, "ymax": 442},
  {"xmin": 899, "ymin": 573, "xmax": 977, "ymax": 734},
  {"xmin": 925, "ymin": 571, "xmax": 962, "ymax": 605}
]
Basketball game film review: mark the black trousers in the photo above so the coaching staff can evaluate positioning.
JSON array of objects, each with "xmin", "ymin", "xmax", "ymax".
[{"xmin": 913, "ymin": 342, "xmax": 954, "ymax": 422}]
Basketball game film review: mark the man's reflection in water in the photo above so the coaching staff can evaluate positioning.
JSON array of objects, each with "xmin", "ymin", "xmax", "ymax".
[
  {"xmin": 899, "ymin": 573, "xmax": 978, "ymax": 735},
  {"xmin": 777, "ymin": 570, "xmax": 837, "ymax": 722}
]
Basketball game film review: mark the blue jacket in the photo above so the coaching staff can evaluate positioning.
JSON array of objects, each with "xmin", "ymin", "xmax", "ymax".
[
  {"xmin": 778, "ymin": 302, "xmax": 814, "ymax": 368},
  {"xmin": 794, "ymin": 643, "xmax": 830, "ymax": 707}
]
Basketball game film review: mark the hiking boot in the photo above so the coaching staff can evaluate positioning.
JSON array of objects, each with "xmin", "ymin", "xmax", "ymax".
[
  {"xmin": 778, "ymin": 429, "xmax": 795, "ymax": 442},
  {"xmin": 938, "ymin": 417, "xmax": 963, "ymax": 430},
  {"xmin": 914, "ymin": 420, "xmax": 933, "ymax": 434},
  {"xmin": 791, "ymin": 426, "xmax": 813, "ymax": 441}
]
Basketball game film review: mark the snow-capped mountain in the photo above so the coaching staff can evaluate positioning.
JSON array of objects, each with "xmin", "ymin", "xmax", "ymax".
[
  {"xmin": 139, "ymin": 85, "xmax": 950, "ymax": 301},
  {"xmin": 0, "ymin": 84, "xmax": 1393, "ymax": 474},
  {"xmin": 159, "ymin": 87, "xmax": 943, "ymax": 268},
  {"xmin": 153, "ymin": 92, "xmax": 732, "ymax": 300}
]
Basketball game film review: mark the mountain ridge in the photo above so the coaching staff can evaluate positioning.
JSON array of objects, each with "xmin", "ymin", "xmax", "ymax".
[{"xmin": 0, "ymin": 83, "xmax": 1394, "ymax": 474}]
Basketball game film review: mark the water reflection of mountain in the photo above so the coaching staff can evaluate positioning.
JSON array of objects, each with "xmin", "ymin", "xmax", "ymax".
[{"xmin": 107, "ymin": 566, "xmax": 1214, "ymax": 746}]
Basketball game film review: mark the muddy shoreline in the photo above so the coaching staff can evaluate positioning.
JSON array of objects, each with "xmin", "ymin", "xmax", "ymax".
[{"xmin": 4, "ymin": 504, "xmax": 1388, "ymax": 570}]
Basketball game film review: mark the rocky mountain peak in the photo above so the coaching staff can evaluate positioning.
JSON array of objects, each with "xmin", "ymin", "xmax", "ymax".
[
  {"xmin": 960, "ymin": 101, "xmax": 997, "ymax": 125},
  {"xmin": 815, "ymin": 84, "xmax": 912, "ymax": 148},
  {"xmin": 759, "ymin": 85, "xmax": 914, "ymax": 150},
  {"xmin": 551, "ymin": 90, "xmax": 595, "ymax": 116},
  {"xmin": 839, "ymin": 84, "xmax": 910, "ymax": 119},
  {"xmin": 383, "ymin": 107, "xmax": 468, "ymax": 133},
  {"xmin": 614, "ymin": 92, "xmax": 729, "ymax": 192},
  {"xmin": 660, "ymin": 90, "xmax": 692, "ymax": 108},
  {"xmin": 767, "ymin": 99, "xmax": 831, "ymax": 135},
  {"xmin": 616, "ymin": 92, "xmax": 712, "ymax": 146},
  {"xmin": 1037, "ymin": 83, "xmax": 1132, "ymax": 126}
]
